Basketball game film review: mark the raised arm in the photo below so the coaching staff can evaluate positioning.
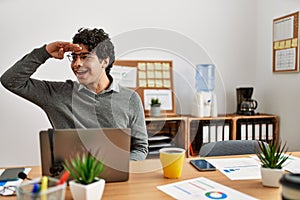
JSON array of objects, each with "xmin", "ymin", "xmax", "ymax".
[{"xmin": 0, "ymin": 42, "xmax": 81, "ymax": 105}]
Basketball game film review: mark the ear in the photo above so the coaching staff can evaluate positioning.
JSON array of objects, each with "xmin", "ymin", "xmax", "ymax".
[{"xmin": 101, "ymin": 57, "xmax": 110, "ymax": 68}]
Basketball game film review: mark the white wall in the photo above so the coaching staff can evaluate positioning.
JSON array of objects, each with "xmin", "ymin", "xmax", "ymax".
[
  {"xmin": 1, "ymin": 0, "xmax": 296, "ymax": 167},
  {"xmin": 255, "ymin": 0, "xmax": 300, "ymax": 151}
]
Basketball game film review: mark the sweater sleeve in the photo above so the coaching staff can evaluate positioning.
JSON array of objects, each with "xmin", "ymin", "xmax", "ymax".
[
  {"xmin": 0, "ymin": 45, "xmax": 53, "ymax": 106},
  {"xmin": 129, "ymin": 92, "xmax": 149, "ymax": 160}
]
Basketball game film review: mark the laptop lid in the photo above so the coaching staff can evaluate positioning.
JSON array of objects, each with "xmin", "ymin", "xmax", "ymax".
[{"xmin": 39, "ymin": 128, "xmax": 131, "ymax": 183}]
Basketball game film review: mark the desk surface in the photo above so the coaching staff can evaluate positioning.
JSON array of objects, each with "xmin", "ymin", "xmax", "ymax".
[{"xmin": 3, "ymin": 152, "xmax": 299, "ymax": 200}]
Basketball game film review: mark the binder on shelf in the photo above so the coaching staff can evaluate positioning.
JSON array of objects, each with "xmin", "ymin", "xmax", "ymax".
[
  {"xmin": 189, "ymin": 114, "xmax": 278, "ymax": 157},
  {"xmin": 210, "ymin": 126, "xmax": 216, "ymax": 142},
  {"xmin": 189, "ymin": 118, "xmax": 233, "ymax": 156},
  {"xmin": 224, "ymin": 125, "xmax": 230, "ymax": 141},
  {"xmin": 236, "ymin": 117, "xmax": 276, "ymax": 142},
  {"xmin": 217, "ymin": 126, "xmax": 223, "ymax": 141},
  {"xmin": 203, "ymin": 126, "xmax": 209, "ymax": 143}
]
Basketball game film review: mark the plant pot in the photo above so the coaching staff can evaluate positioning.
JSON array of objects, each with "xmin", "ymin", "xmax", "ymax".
[
  {"xmin": 69, "ymin": 178, "xmax": 105, "ymax": 200},
  {"xmin": 260, "ymin": 167, "xmax": 284, "ymax": 187},
  {"xmin": 150, "ymin": 105, "xmax": 161, "ymax": 117}
]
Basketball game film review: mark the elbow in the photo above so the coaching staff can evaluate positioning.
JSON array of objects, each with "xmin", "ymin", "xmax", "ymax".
[
  {"xmin": 130, "ymin": 146, "xmax": 149, "ymax": 161},
  {"xmin": 0, "ymin": 71, "xmax": 16, "ymax": 91},
  {"xmin": 0, "ymin": 72, "xmax": 10, "ymax": 89}
]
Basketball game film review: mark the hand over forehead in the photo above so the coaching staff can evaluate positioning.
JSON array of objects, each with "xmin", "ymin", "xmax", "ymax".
[{"xmin": 58, "ymin": 42, "xmax": 82, "ymax": 52}]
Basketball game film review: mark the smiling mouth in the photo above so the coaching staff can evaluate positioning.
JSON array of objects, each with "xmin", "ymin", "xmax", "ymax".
[{"xmin": 75, "ymin": 69, "xmax": 88, "ymax": 76}]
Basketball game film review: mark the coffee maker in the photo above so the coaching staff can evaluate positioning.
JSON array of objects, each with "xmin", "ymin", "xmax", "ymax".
[{"xmin": 236, "ymin": 87, "xmax": 258, "ymax": 115}]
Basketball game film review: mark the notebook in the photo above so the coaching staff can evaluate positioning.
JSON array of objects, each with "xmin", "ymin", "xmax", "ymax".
[{"xmin": 39, "ymin": 128, "xmax": 131, "ymax": 182}]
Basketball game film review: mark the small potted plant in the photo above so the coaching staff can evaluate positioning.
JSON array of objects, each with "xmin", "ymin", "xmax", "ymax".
[
  {"xmin": 150, "ymin": 98, "xmax": 161, "ymax": 117},
  {"xmin": 256, "ymin": 139, "xmax": 290, "ymax": 187},
  {"xmin": 63, "ymin": 150, "xmax": 105, "ymax": 200}
]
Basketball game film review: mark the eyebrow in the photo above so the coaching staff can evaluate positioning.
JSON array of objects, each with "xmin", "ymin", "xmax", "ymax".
[{"xmin": 71, "ymin": 52, "xmax": 90, "ymax": 56}]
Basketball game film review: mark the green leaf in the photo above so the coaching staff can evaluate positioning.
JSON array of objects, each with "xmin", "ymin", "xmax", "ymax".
[
  {"xmin": 63, "ymin": 149, "xmax": 104, "ymax": 185},
  {"xmin": 256, "ymin": 140, "xmax": 290, "ymax": 169},
  {"xmin": 150, "ymin": 98, "xmax": 161, "ymax": 106}
]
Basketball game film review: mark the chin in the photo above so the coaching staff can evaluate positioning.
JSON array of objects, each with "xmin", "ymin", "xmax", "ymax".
[{"xmin": 77, "ymin": 79, "xmax": 87, "ymax": 85}]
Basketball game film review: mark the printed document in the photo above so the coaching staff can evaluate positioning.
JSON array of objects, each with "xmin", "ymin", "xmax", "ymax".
[{"xmin": 157, "ymin": 177, "xmax": 257, "ymax": 200}]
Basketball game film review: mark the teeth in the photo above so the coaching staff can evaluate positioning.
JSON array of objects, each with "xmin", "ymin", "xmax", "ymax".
[{"xmin": 77, "ymin": 69, "xmax": 88, "ymax": 74}]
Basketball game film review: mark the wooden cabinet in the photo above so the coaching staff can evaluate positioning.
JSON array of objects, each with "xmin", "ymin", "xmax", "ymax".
[
  {"xmin": 187, "ymin": 113, "xmax": 279, "ymax": 157},
  {"xmin": 188, "ymin": 115, "xmax": 233, "ymax": 157},
  {"xmin": 144, "ymin": 114, "xmax": 279, "ymax": 158},
  {"xmin": 145, "ymin": 116, "xmax": 187, "ymax": 158},
  {"xmin": 232, "ymin": 114, "xmax": 279, "ymax": 141}
]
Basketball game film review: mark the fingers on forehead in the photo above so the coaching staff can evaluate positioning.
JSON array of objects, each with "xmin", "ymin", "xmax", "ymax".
[{"xmin": 58, "ymin": 42, "xmax": 81, "ymax": 52}]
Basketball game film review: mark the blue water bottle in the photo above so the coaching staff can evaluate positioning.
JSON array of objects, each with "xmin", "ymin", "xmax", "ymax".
[{"xmin": 195, "ymin": 64, "xmax": 215, "ymax": 92}]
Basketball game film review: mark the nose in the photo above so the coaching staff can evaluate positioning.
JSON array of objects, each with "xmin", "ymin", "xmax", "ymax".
[{"xmin": 72, "ymin": 57, "xmax": 83, "ymax": 69}]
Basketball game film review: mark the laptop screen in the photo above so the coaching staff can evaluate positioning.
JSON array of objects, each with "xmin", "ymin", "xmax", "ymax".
[{"xmin": 39, "ymin": 128, "xmax": 131, "ymax": 182}]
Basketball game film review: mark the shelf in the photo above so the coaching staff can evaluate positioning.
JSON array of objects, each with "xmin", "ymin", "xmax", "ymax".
[
  {"xmin": 148, "ymin": 135, "xmax": 172, "ymax": 141},
  {"xmin": 145, "ymin": 116, "xmax": 187, "ymax": 158},
  {"xmin": 187, "ymin": 113, "xmax": 279, "ymax": 157},
  {"xmin": 144, "ymin": 114, "xmax": 279, "ymax": 159}
]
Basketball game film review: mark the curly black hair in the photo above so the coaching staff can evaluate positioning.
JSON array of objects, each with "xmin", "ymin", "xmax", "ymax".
[{"xmin": 72, "ymin": 28, "xmax": 115, "ymax": 75}]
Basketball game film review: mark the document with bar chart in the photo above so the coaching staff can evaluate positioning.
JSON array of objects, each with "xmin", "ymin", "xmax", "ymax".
[{"xmin": 157, "ymin": 177, "xmax": 257, "ymax": 200}]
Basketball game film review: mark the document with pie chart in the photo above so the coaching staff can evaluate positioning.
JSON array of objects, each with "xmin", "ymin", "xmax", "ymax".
[{"xmin": 157, "ymin": 177, "xmax": 257, "ymax": 200}]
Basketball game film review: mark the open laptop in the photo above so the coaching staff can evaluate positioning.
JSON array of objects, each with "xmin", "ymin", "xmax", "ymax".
[{"xmin": 39, "ymin": 128, "xmax": 131, "ymax": 182}]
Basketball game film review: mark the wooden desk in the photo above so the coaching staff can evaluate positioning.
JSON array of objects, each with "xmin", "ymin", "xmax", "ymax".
[{"xmin": 3, "ymin": 152, "xmax": 299, "ymax": 200}]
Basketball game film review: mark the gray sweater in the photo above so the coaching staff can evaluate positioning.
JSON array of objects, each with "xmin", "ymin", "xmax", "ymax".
[{"xmin": 1, "ymin": 45, "xmax": 148, "ymax": 160}]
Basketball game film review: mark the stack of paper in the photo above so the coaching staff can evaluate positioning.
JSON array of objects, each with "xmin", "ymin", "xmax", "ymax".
[
  {"xmin": 283, "ymin": 155, "xmax": 300, "ymax": 173},
  {"xmin": 206, "ymin": 157, "xmax": 261, "ymax": 180}
]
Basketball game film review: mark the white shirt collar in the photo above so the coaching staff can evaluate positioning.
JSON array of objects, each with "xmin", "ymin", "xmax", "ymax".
[{"xmin": 78, "ymin": 80, "xmax": 119, "ymax": 94}]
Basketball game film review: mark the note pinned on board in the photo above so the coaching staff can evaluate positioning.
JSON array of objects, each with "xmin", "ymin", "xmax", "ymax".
[
  {"xmin": 285, "ymin": 40, "xmax": 291, "ymax": 48},
  {"xmin": 291, "ymin": 38, "xmax": 298, "ymax": 47},
  {"xmin": 111, "ymin": 66, "xmax": 137, "ymax": 88},
  {"xmin": 274, "ymin": 41, "xmax": 280, "ymax": 49}
]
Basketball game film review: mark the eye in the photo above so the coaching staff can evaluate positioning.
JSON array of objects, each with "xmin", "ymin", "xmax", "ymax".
[
  {"xmin": 80, "ymin": 55, "xmax": 88, "ymax": 60},
  {"xmin": 71, "ymin": 55, "xmax": 77, "ymax": 60}
]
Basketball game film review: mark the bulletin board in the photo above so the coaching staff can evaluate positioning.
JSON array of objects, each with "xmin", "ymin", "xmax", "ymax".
[
  {"xmin": 112, "ymin": 60, "xmax": 176, "ymax": 116},
  {"xmin": 273, "ymin": 11, "xmax": 299, "ymax": 72}
]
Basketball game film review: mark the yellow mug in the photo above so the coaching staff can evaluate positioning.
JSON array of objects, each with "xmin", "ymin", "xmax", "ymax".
[{"xmin": 159, "ymin": 147, "xmax": 185, "ymax": 179}]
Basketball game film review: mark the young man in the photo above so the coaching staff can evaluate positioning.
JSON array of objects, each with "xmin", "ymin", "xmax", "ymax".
[{"xmin": 1, "ymin": 28, "xmax": 148, "ymax": 160}]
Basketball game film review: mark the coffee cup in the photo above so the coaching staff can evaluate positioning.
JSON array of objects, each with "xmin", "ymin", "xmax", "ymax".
[
  {"xmin": 159, "ymin": 147, "xmax": 185, "ymax": 179},
  {"xmin": 280, "ymin": 173, "xmax": 300, "ymax": 199}
]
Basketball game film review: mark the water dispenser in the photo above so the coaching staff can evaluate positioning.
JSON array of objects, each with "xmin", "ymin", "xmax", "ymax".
[{"xmin": 192, "ymin": 64, "xmax": 218, "ymax": 117}]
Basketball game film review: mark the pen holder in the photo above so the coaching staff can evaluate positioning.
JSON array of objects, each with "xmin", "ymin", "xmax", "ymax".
[{"xmin": 16, "ymin": 177, "xmax": 66, "ymax": 200}]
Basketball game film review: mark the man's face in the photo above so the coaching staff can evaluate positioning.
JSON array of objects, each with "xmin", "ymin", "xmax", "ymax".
[{"xmin": 70, "ymin": 44, "xmax": 108, "ymax": 90}]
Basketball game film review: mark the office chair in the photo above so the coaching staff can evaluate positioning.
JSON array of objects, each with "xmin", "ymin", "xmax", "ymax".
[{"xmin": 199, "ymin": 140, "xmax": 263, "ymax": 157}]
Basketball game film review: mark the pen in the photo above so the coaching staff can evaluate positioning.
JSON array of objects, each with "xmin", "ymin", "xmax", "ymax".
[
  {"xmin": 41, "ymin": 176, "xmax": 48, "ymax": 200},
  {"xmin": 56, "ymin": 171, "xmax": 70, "ymax": 185},
  {"xmin": 31, "ymin": 182, "xmax": 40, "ymax": 200},
  {"xmin": 31, "ymin": 182, "xmax": 40, "ymax": 194}
]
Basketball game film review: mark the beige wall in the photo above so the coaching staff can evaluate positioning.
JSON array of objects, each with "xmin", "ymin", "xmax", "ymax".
[
  {"xmin": 0, "ymin": 0, "xmax": 299, "ymax": 166},
  {"xmin": 255, "ymin": 0, "xmax": 300, "ymax": 151}
]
